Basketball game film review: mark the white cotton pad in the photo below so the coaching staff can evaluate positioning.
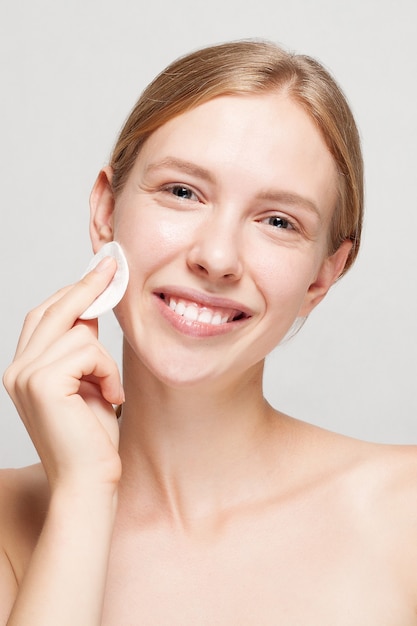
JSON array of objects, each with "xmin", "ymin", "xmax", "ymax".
[{"xmin": 79, "ymin": 241, "xmax": 129, "ymax": 320}]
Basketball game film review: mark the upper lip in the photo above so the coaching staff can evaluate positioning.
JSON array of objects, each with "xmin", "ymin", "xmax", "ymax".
[{"xmin": 154, "ymin": 286, "xmax": 253, "ymax": 319}]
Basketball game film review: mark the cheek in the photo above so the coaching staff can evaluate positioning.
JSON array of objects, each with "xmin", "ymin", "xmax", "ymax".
[
  {"xmin": 253, "ymin": 249, "xmax": 316, "ymax": 312},
  {"xmin": 114, "ymin": 208, "xmax": 192, "ymax": 275}
]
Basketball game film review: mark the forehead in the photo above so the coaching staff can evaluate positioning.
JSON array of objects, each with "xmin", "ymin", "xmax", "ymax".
[{"xmin": 136, "ymin": 93, "xmax": 338, "ymax": 218}]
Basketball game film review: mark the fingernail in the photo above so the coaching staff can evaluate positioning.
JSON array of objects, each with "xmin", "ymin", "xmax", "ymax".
[{"xmin": 94, "ymin": 256, "xmax": 114, "ymax": 272}]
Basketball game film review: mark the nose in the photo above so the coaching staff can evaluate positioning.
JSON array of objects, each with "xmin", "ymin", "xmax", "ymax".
[{"xmin": 186, "ymin": 211, "xmax": 243, "ymax": 283}]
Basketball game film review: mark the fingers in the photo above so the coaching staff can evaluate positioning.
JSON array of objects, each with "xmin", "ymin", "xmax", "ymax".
[
  {"xmin": 15, "ymin": 257, "xmax": 117, "ymax": 361},
  {"xmin": 3, "ymin": 256, "xmax": 124, "ymax": 491},
  {"xmin": 6, "ymin": 324, "xmax": 124, "ymax": 408},
  {"xmin": 3, "ymin": 324, "xmax": 124, "ymax": 483},
  {"xmin": 27, "ymin": 344, "xmax": 123, "ymax": 407},
  {"xmin": 14, "ymin": 286, "xmax": 73, "ymax": 358}
]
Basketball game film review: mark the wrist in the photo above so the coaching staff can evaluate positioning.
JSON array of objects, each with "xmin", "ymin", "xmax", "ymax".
[
  {"xmin": 48, "ymin": 481, "xmax": 119, "ymax": 520},
  {"xmin": 45, "ymin": 458, "xmax": 121, "ymax": 500}
]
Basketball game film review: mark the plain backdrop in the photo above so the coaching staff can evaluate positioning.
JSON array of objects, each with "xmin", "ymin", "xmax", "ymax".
[{"xmin": 1, "ymin": 0, "xmax": 416, "ymax": 467}]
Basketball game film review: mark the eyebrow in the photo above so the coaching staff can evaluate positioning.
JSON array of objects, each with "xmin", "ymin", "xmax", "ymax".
[
  {"xmin": 145, "ymin": 157, "xmax": 216, "ymax": 184},
  {"xmin": 145, "ymin": 157, "xmax": 322, "ymax": 220},
  {"xmin": 256, "ymin": 190, "xmax": 322, "ymax": 221}
]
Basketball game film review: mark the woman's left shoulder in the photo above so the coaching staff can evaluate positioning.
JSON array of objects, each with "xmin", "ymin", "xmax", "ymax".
[
  {"xmin": 337, "ymin": 437, "xmax": 417, "ymax": 513},
  {"xmin": 362, "ymin": 441, "xmax": 417, "ymax": 501},
  {"xmin": 310, "ymin": 427, "xmax": 417, "ymax": 544},
  {"xmin": 350, "ymin": 441, "xmax": 417, "ymax": 585}
]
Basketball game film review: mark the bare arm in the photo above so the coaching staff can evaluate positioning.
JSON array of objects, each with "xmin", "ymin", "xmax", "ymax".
[
  {"xmin": 0, "ymin": 548, "xmax": 18, "ymax": 625},
  {"xmin": 2, "ymin": 256, "xmax": 123, "ymax": 624},
  {"xmin": 6, "ymin": 487, "xmax": 117, "ymax": 625}
]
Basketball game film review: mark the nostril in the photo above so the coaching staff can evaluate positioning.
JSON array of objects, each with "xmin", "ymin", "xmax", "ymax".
[{"xmin": 187, "ymin": 248, "xmax": 242, "ymax": 282}]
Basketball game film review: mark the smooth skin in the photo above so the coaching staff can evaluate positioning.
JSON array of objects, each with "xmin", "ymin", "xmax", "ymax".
[{"xmin": 2, "ymin": 92, "xmax": 417, "ymax": 625}]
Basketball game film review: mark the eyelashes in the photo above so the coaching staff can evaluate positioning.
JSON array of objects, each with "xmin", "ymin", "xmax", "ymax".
[
  {"xmin": 159, "ymin": 183, "xmax": 300, "ymax": 235},
  {"xmin": 261, "ymin": 215, "xmax": 295, "ymax": 231},
  {"xmin": 162, "ymin": 184, "xmax": 200, "ymax": 202}
]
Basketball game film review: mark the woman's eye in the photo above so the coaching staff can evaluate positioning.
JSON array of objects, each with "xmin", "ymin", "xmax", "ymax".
[
  {"xmin": 168, "ymin": 185, "xmax": 197, "ymax": 200},
  {"xmin": 263, "ymin": 215, "xmax": 294, "ymax": 230}
]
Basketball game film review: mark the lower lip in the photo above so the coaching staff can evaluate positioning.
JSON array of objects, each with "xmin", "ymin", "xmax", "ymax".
[{"xmin": 153, "ymin": 294, "xmax": 249, "ymax": 338}]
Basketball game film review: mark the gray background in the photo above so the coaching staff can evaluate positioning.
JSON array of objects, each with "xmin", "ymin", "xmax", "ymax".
[{"xmin": 1, "ymin": 0, "xmax": 416, "ymax": 467}]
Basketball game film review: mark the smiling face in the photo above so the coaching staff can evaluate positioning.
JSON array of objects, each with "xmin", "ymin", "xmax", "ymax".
[{"xmin": 90, "ymin": 92, "xmax": 351, "ymax": 388}]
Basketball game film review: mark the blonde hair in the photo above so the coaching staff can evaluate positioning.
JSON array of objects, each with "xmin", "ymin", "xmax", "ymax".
[{"xmin": 110, "ymin": 40, "xmax": 363, "ymax": 275}]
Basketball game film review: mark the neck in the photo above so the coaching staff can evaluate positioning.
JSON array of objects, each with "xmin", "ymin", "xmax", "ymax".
[{"xmin": 116, "ymin": 346, "xmax": 289, "ymax": 529}]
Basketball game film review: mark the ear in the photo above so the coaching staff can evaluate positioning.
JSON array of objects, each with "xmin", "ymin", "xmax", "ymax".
[
  {"xmin": 299, "ymin": 239, "xmax": 352, "ymax": 317},
  {"xmin": 89, "ymin": 166, "xmax": 115, "ymax": 253}
]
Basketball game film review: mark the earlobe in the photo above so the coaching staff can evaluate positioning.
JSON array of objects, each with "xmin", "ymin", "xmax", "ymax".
[
  {"xmin": 299, "ymin": 239, "xmax": 353, "ymax": 317},
  {"xmin": 89, "ymin": 166, "xmax": 115, "ymax": 253}
]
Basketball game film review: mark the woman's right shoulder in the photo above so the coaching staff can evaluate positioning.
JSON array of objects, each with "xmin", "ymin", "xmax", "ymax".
[
  {"xmin": 0, "ymin": 464, "xmax": 49, "ymax": 622},
  {"xmin": 0, "ymin": 464, "xmax": 49, "ymax": 583},
  {"xmin": 0, "ymin": 463, "xmax": 49, "ymax": 534}
]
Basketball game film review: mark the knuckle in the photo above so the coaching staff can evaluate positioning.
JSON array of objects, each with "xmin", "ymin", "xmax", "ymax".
[
  {"xmin": 2, "ymin": 363, "xmax": 16, "ymax": 393},
  {"xmin": 71, "ymin": 325, "xmax": 101, "ymax": 355},
  {"xmin": 41, "ymin": 302, "xmax": 61, "ymax": 321},
  {"xmin": 25, "ymin": 368, "xmax": 42, "ymax": 391},
  {"xmin": 23, "ymin": 367, "xmax": 50, "ymax": 400},
  {"xmin": 72, "ymin": 323, "xmax": 93, "ymax": 342},
  {"xmin": 2, "ymin": 361, "xmax": 28, "ymax": 393},
  {"xmin": 3, "ymin": 361, "xmax": 34, "ymax": 400},
  {"xmin": 14, "ymin": 367, "xmax": 32, "ymax": 394},
  {"xmin": 84, "ymin": 341, "xmax": 104, "ymax": 362},
  {"xmin": 23, "ymin": 306, "xmax": 43, "ymax": 327}
]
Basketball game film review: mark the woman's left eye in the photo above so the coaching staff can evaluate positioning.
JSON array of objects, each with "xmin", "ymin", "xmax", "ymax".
[
  {"xmin": 262, "ymin": 215, "xmax": 294, "ymax": 230},
  {"xmin": 166, "ymin": 185, "xmax": 198, "ymax": 201}
]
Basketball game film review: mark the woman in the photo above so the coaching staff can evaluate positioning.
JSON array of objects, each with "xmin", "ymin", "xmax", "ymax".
[{"xmin": 1, "ymin": 40, "xmax": 416, "ymax": 625}]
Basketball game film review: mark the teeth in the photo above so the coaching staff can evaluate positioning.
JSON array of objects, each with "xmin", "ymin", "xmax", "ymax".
[
  {"xmin": 175, "ymin": 301, "xmax": 186, "ymax": 315},
  {"xmin": 183, "ymin": 305, "xmax": 198, "ymax": 321},
  {"xmin": 164, "ymin": 296, "xmax": 243, "ymax": 326},
  {"xmin": 212, "ymin": 313, "xmax": 222, "ymax": 325},
  {"xmin": 198, "ymin": 309, "xmax": 213, "ymax": 324}
]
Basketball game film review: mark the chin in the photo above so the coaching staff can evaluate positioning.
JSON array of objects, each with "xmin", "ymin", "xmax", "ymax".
[
  {"xmin": 151, "ymin": 355, "xmax": 230, "ymax": 389},
  {"xmin": 145, "ymin": 343, "xmax": 268, "ymax": 394}
]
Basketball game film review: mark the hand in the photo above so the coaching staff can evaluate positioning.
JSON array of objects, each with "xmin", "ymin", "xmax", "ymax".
[{"xmin": 3, "ymin": 257, "xmax": 124, "ymax": 493}]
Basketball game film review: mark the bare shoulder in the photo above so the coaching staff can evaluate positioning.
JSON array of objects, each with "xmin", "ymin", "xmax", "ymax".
[
  {"xmin": 322, "ymin": 432, "xmax": 417, "ymax": 593},
  {"xmin": 342, "ymin": 438, "xmax": 417, "ymax": 511},
  {"xmin": 0, "ymin": 464, "xmax": 49, "ymax": 584},
  {"xmin": 0, "ymin": 463, "xmax": 49, "ymax": 519},
  {"xmin": 291, "ymin": 418, "xmax": 417, "ymax": 546},
  {"xmin": 0, "ymin": 464, "xmax": 49, "ymax": 621},
  {"xmin": 356, "ymin": 442, "xmax": 417, "ymax": 584},
  {"xmin": 359, "ymin": 441, "xmax": 417, "ymax": 527},
  {"xmin": 315, "ymin": 426, "xmax": 417, "ymax": 515},
  {"xmin": 297, "ymin": 419, "xmax": 417, "ymax": 496},
  {"xmin": 305, "ymin": 424, "xmax": 417, "ymax": 600}
]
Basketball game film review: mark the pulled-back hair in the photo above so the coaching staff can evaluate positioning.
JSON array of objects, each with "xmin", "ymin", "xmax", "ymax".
[{"xmin": 110, "ymin": 40, "xmax": 363, "ymax": 275}]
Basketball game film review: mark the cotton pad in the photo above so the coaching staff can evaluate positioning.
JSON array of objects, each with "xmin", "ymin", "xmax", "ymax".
[{"xmin": 79, "ymin": 241, "xmax": 129, "ymax": 320}]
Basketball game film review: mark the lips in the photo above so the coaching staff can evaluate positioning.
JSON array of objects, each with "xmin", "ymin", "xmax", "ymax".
[{"xmin": 156, "ymin": 289, "xmax": 251, "ymax": 328}]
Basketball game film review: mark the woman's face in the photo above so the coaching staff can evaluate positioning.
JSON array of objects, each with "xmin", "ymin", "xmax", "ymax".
[{"xmin": 92, "ymin": 92, "xmax": 348, "ymax": 388}]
